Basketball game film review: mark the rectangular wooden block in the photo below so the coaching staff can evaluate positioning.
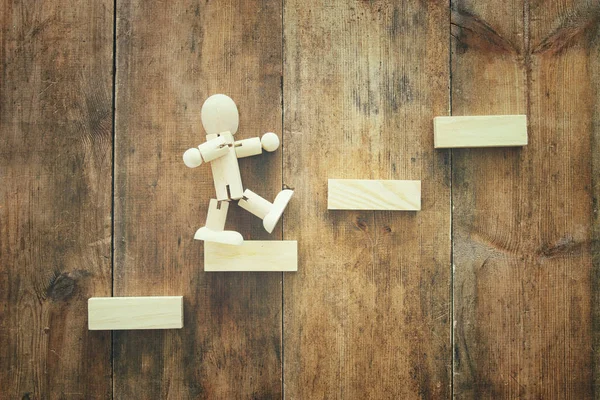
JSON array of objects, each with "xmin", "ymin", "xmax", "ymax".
[
  {"xmin": 327, "ymin": 179, "xmax": 421, "ymax": 211},
  {"xmin": 433, "ymin": 115, "xmax": 527, "ymax": 148},
  {"xmin": 204, "ymin": 241, "xmax": 298, "ymax": 272},
  {"xmin": 88, "ymin": 296, "xmax": 183, "ymax": 330}
]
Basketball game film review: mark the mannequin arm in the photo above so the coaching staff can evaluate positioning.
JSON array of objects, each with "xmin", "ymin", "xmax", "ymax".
[
  {"xmin": 234, "ymin": 132, "xmax": 280, "ymax": 159},
  {"xmin": 183, "ymin": 136, "xmax": 229, "ymax": 168}
]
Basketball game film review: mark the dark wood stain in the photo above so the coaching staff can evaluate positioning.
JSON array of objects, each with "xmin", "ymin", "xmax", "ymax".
[
  {"xmin": 451, "ymin": 8, "xmax": 518, "ymax": 55},
  {"xmin": 533, "ymin": 2, "xmax": 600, "ymax": 55},
  {"xmin": 46, "ymin": 272, "xmax": 76, "ymax": 301}
]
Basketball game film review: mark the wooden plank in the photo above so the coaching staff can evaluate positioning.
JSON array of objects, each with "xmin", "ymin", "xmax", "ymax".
[
  {"xmin": 593, "ymin": 13, "xmax": 600, "ymax": 395},
  {"xmin": 283, "ymin": 2, "xmax": 451, "ymax": 398},
  {"xmin": 451, "ymin": 1, "xmax": 598, "ymax": 397},
  {"xmin": 204, "ymin": 241, "xmax": 298, "ymax": 272},
  {"xmin": 0, "ymin": 0, "xmax": 113, "ymax": 398},
  {"xmin": 433, "ymin": 115, "xmax": 528, "ymax": 148},
  {"xmin": 88, "ymin": 297, "xmax": 184, "ymax": 330},
  {"xmin": 114, "ymin": 0, "xmax": 283, "ymax": 397},
  {"xmin": 327, "ymin": 179, "xmax": 421, "ymax": 210}
]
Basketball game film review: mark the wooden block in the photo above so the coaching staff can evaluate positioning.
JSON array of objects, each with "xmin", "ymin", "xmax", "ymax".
[
  {"xmin": 433, "ymin": 115, "xmax": 527, "ymax": 148},
  {"xmin": 234, "ymin": 137, "xmax": 263, "ymax": 158},
  {"xmin": 204, "ymin": 240, "xmax": 298, "ymax": 272},
  {"xmin": 88, "ymin": 296, "xmax": 183, "ymax": 330},
  {"xmin": 327, "ymin": 179, "xmax": 421, "ymax": 211}
]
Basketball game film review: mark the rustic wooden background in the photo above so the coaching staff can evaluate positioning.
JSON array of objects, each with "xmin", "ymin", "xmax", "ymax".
[{"xmin": 1, "ymin": 0, "xmax": 598, "ymax": 398}]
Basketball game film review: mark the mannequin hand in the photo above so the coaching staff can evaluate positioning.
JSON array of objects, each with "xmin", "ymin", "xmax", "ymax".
[
  {"xmin": 261, "ymin": 132, "xmax": 280, "ymax": 152},
  {"xmin": 183, "ymin": 148, "xmax": 203, "ymax": 168}
]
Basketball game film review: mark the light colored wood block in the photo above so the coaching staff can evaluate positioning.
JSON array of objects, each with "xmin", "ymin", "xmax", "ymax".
[
  {"xmin": 433, "ymin": 115, "xmax": 527, "ymax": 148},
  {"xmin": 88, "ymin": 296, "xmax": 184, "ymax": 330},
  {"xmin": 204, "ymin": 240, "xmax": 298, "ymax": 272},
  {"xmin": 234, "ymin": 137, "xmax": 263, "ymax": 158},
  {"xmin": 327, "ymin": 179, "xmax": 421, "ymax": 211}
]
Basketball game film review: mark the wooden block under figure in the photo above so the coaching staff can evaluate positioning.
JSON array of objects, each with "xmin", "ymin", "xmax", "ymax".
[
  {"xmin": 328, "ymin": 179, "xmax": 421, "ymax": 211},
  {"xmin": 88, "ymin": 296, "xmax": 184, "ymax": 330},
  {"xmin": 204, "ymin": 240, "xmax": 298, "ymax": 272},
  {"xmin": 433, "ymin": 115, "xmax": 527, "ymax": 148}
]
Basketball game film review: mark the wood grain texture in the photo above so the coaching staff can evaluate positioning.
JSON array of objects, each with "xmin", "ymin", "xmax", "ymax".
[
  {"xmin": 205, "ymin": 241, "xmax": 297, "ymax": 272},
  {"xmin": 592, "ymin": 2, "xmax": 600, "ymax": 393},
  {"xmin": 283, "ymin": 1, "xmax": 451, "ymax": 398},
  {"xmin": 434, "ymin": 115, "xmax": 528, "ymax": 148},
  {"xmin": 452, "ymin": 0, "xmax": 599, "ymax": 397},
  {"xmin": 3, "ymin": 1, "xmax": 596, "ymax": 397},
  {"xmin": 328, "ymin": 179, "xmax": 421, "ymax": 210},
  {"xmin": 0, "ymin": 0, "xmax": 113, "ymax": 398},
  {"xmin": 88, "ymin": 297, "xmax": 184, "ymax": 330},
  {"xmin": 114, "ymin": 0, "xmax": 283, "ymax": 397}
]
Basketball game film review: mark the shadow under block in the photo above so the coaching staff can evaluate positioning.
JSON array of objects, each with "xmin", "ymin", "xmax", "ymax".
[
  {"xmin": 433, "ymin": 115, "xmax": 528, "ymax": 148},
  {"xmin": 88, "ymin": 296, "xmax": 184, "ymax": 330},
  {"xmin": 204, "ymin": 241, "xmax": 298, "ymax": 272},
  {"xmin": 327, "ymin": 179, "xmax": 421, "ymax": 211}
]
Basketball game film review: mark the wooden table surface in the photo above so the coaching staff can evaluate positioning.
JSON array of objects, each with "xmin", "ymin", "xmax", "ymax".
[{"xmin": 1, "ymin": 0, "xmax": 598, "ymax": 398}]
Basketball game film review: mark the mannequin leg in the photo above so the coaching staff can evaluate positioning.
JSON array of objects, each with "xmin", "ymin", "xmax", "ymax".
[
  {"xmin": 238, "ymin": 188, "xmax": 294, "ymax": 234},
  {"xmin": 238, "ymin": 189, "xmax": 273, "ymax": 219},
  {"xmin": 194, "ymin": 199, "xmax": 243, "ymax": 245},
  {"xmin": 205, "ymin": 199, "xmax": 229, "ymax": 231}
]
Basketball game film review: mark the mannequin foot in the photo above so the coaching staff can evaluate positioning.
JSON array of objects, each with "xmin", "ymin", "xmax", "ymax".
[
  {"xmin": 194, "ymin": 227, "xmax": 243, "ymax": 245},
  {"xmin": 263, "ymin": 189, "xmax": 294, "ymax": 233}
]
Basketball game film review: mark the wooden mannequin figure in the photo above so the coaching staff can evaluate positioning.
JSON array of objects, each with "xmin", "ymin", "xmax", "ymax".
[{"xmin": 183, "ymin": 94, "xmax": 293, "ymax": 245}]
